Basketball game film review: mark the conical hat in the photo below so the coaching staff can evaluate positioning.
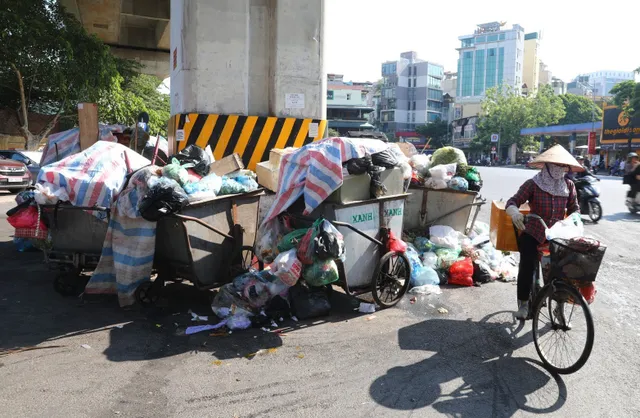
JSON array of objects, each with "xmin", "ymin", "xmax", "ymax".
[{"xmin": 528, "ymin": 144, "xmax": 584, "ymax": 172}]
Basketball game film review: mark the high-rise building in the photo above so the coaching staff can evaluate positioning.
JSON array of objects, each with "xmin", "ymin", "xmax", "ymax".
[
  {"xmin": 539, "ymin": 61, "xmax": 552, "ymax": 86},
  {"xmin": 523, "ymin": 32, "xmax": 541, "ymax": 93},
  {"xmin": 456, "ymin": 22, "xmax": 526, "ymax": 100},
  {"xmin": 575, "ymin": 70, "xmax": 635, "ymax": 97},
  {"xmin": 379, "ymin": 51, "xmax": 444, "ymax": 134}
]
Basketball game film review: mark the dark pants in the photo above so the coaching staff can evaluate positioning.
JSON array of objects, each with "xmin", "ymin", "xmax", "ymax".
[
  {"xmin": 517, "ymin": 232, "xmax": 539, "ymax": 301},
  {"xmin": 628, "ymin": 184, "xmax": 640, "ymax": 199}
]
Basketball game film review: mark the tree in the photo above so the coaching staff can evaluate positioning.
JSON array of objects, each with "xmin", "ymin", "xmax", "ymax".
[
  {"xmin": 475, "ymin": 85, "xmax": 565, "ymax": 154},
  {"xmin": 610, "ymin": 75, "xmax": 640, "ymax": 153},
  {"xmin": 415, "ymin": 119, "xmax": 450, "ymax": 149},
  {"xmin": 558, "ymin": 94, "xmax": 603, "ymax": 125},
  {"xmin": 327, "ymin": 128, "xmax": 340, "ymax": 137},
  {"xmin": 0, "ymin": 0, "xmax": 119, "ymax": 149},
  {"xmin": 99, "ymin": 73, "xmax": 170, "ymax": 136}
]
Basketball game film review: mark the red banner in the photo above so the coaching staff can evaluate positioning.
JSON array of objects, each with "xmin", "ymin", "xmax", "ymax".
[{"xmin": 588, "ymin": 132, "xmax": 596, "ymax": 155}]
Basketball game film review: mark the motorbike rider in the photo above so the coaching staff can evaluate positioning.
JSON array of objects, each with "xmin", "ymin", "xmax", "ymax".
[
  {"xmin": 506, "ymin": 145, "xmax": 582, "ymax": 319},
  {"xmin": 625, "ymin": 152, "xmax": 640, "ymax": 202}
]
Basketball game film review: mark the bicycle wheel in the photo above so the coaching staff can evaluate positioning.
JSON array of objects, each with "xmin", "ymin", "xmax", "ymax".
[
  {"xmin": 532, "ymin": 282, "xmax": 594, "ymax": 374},
  {"xmin": 371, "ymin": 251, "xmax": 411, "ymax": 309}
]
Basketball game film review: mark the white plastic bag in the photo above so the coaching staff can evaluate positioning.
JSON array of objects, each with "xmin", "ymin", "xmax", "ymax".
[
  {"xmin": 424, "ymin": 178, "xmax": 448, "ymax": 189},
  {"xmin": 34, "ymin": 184, "xmax": 70, "ymax": 205},
  {"xmin": 271, "ymin": 249, "xmax": 303, "ymax": 287},
  {"xmin": 429, "ymin": 163, "xmax": 457, "ymax": 181},
  {"xmin": 422, "ymin": 252, "xmax": 438, "ymax": 269},
  {"xmin": 429, "ymin": 225, "xmax": 459, "ymax": 249},
  {"xmin": 545, "ymin": 213, "xmax": 584, "ymax": 241},
  {"xmin": 409, "ymin": 154, "xmax": 431, "ymax": 176},
  {"xmin": 399, "ymin": 161, "xmax": 413, "ymax": 180}
]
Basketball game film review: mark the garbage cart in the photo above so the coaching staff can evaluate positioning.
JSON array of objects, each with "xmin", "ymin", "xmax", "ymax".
[
  {"xmin": 138, "ymin": 190, "xmax": 265, "ymax": 304},
  {"xmin": 403, "ymin": 186, "xmax": 485, "ymax": 234},
  {"xmin": 40, "ymin": 203, "xmax": 110, "ymax": 296},
  {"xmin": 289, "ymin": 194, "xmax": 412, "ymax": 308}
]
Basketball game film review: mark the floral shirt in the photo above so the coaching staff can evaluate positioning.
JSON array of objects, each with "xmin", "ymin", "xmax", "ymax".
[{"xmin": 507, "ymin": 179, "xmax": 579, "ymax": 243}]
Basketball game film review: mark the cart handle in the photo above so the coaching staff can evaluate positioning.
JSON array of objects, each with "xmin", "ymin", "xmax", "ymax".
[
  {"xmin": 284, "ymin": 212, "xmax": 384, "ymax": 247},
  {"xmin": 171, "ymin": 213, "xmax": 235, "ymax": 240}
]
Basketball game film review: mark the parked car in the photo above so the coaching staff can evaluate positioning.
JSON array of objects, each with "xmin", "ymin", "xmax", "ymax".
[
  {"xmin": 0, "ymin": 155, "xmax": 32, "ymax": 193},
  {"xmin": 0, "ymin": 150, "xmax": 42, "ymax": 184}
]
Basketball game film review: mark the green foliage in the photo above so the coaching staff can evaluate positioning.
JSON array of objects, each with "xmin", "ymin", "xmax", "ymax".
[
  {"xmin": 558, "ymin": 94, "xmax": 603, "ymax": 125},
  {"xmin": 327, "ymin": 128, "xmax": 340, "ymax": 137},
  {"xmin": 611, "ymin": 79, "xmax": 640, "ymax": 120},
  {"xmin": 474, "ymin": 85, "xmax": 566, "ymax": 153},
  {"xmin": 415, "ymin": 118, "xmax": 450, "ymax": 148},
  {"xmin": 99, "ymin": 74, "xmax": 170, "ymax": 136},
  {"xmin": 0, "ymin": 0, "xmax": 118, "ymax": 148}
]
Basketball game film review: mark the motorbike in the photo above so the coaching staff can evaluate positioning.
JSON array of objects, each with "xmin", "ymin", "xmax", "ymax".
[
  {"xmin": 574, "ymin": 172, "xmax": 602, "ymax": 222},
  {"xmin": 626, "ymin": 194, "xmax": 640, "ymax": 214}
]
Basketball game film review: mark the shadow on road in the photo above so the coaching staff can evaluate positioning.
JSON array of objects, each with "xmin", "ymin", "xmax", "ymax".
[
  {"xmin": 0, "ymin": 235, "xmax": 362, "ymax": 362},
  {"xmin": 602, "ymin": 212, "xmax": 640, "ymax": 222},
  {"xmin": 369, "ymin": 312, "xmax": 567, "ymax": 416}
]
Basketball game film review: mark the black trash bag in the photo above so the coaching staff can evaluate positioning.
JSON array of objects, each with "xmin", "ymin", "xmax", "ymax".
[
  {"xmin": 171, "ymin": 144, "xmax": 211, "ymax": 177},
  {"xmin": 288, "ymin": 281, "xmax": 331, "ymax": 320},
  {"xmin": 371, "ymin": 149, "xmax": 399, "ymax": 168},
  {"xmin": 314, "ymin": 220, "xmax": 345, "ymax": 260},
  {"xmin": 345, "ymin": 155, "xmax": 373, "ymax": 175},
  {"xmin": 142, "ymin": 145, "xmax": 168, "ymax": 167},
  {"xmin": 468, "ymin": 179, "xmax": 483, "ymax": 192},
  {"xmin": 370, "ymin": 170, "xmax": 388, "ymax": 198},
  {"xmin": 138, "ymin": 180, "xmax": 189, "ymax": 222},
  {"xmin": 473, "ymin": 260, "xmax": 493, "ymax": 284},
  {"xmin": 265, "ymin": 295, "xmax": 291, "ymax": 320}
]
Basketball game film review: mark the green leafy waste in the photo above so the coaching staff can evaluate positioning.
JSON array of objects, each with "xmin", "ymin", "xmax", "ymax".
[{"xmin": 431, "ymin": 147, "xmax": 468, "ymax": 167}]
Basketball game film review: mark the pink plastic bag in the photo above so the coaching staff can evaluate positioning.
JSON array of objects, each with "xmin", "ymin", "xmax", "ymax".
[
  {"xmin": 7, "ymin": 206, "xmax": 46, "ymax": 231},
  {"xmin": 449, "ymin": 258, "xmax": 474, "ymax": 287},
  {"xmin": 387, "ymin": 231, "xmax": 407, "ymax": 253}
]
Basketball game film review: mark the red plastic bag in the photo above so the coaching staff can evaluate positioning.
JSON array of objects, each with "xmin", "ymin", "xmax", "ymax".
[
  {"xmin": 7, "ymin": 206, "xmax": 46, "ymax": 231},
  {"xmin": 387, "ymin": 231, "xmax": 407, "ymax": 253},
  {"xmin": 449, "ymin": 258, "xmax": 474, "ymax": 287}
]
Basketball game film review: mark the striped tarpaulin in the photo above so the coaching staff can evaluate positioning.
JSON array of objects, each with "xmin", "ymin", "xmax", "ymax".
[
  {"xmin": 40, "ymin": 125, "xmax": 124, "ymax": 167},
  {"xmin": 37, "ymin": 141, "xmax": 150, "ymax": 219},
  {"xmin": 262, "ymin": 137, "xmax": 389, "ymax": 224}
]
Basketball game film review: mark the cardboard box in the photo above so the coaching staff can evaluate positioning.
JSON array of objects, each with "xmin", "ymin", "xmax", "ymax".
[
  {"xmin": 256, "ymin": 161, "xmax": 279, "ymax": 192},
  {"xmin": 490, "ymin": 200, "xmax": 531, "ymax": 252},
  {"xmin": 269, "ymin": 147, "xmax": 297, "ymax": 168},
  {"xmin": 209, "ymin": 153, "xmax": 244, "ymax": 176}
]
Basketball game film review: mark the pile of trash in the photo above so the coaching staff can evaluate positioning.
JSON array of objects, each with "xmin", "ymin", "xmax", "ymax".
[
  {"xmin": 404, "ymin": 146, "xmax": 483, "ymax": 192},
  {"xmin": 403, "ymin": 221, "xmax": 518, "ymax": 294},
  {"xmin": 211, "ymin": 217, "xmax": 346, "ymax": 329}
]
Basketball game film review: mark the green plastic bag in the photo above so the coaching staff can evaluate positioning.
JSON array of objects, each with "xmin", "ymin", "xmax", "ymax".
[
  {"xmin": 465, "ymin": 166, "xmax": 480, "ymax": 183},
  {"xmin": 277, "ymin": 229, "xmax": 309, "ymax": 253},
  {"xmin": 302, "ymin": 259, "xmax": 339, "ymax": 287},
  {"xmin": 436, "ymin": 247, "xmax": 461, "ymax": 269}
]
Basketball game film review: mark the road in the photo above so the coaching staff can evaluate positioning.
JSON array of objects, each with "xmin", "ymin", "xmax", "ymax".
[{"xmin": 0, "ymin": 168, "xmax": 639, "ymax": 418}]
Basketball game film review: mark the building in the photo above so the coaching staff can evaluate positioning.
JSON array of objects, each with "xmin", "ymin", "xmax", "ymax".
[
  {"xmin": 566, "ymin": 78, "xmax": 594, "ymax": 97},
  {"xmin": 551, "ymin": 77, "xmax": 567, "ymax": 95},
  {"xmin": 539, "ymin": 61, "xmax": 552, "ymax": 85},
  {"xmin": 456, "ymin": 22, "xmax": 526, "ymax": 101},
  {"xmin": 326, "ymin": 76, "xmax": 375, "ymax": 135},
  {"xmin": 379, "ymin": 51, "xmax": 445, "ymax": 135},
  {"xmin": 523, "ymin": 32, "xmax": 541, "ymax": 93},
  {"xmin": 575, "ymin": 70, "xmax": 635, "ymax": 97},
  {"xmin": 451, "ymin": 116, "xmax": 478, "ymax": 151}
]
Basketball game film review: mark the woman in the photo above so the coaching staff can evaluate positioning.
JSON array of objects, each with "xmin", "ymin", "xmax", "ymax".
[{"xmin": 505, "ymin": 145, "xmax": 582, "ymax": 319}]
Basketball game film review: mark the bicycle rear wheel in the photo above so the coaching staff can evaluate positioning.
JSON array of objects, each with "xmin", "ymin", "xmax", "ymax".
[{"xmin": 532, "ymin": 282, "xmax": 594, "ymax": 374}]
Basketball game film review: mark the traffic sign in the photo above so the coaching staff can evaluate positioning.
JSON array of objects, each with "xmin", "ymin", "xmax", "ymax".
[{"xmin": 491, "ymin": 133, "xmax": 499, "ymax": 143}]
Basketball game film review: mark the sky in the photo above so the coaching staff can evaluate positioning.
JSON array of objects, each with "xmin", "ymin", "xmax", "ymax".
[{"xmin": 325, "ymin": 0, "xmax": 640, "ymax": 83}]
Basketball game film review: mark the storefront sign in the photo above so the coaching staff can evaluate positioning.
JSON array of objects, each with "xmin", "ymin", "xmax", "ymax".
[
  {"xmin": 588, "ymin": 132, "xmax": 597, "ymax": 155},
  {"xmin": 601, "ymin": 106, "xmax": 640, "ymax": 143}
]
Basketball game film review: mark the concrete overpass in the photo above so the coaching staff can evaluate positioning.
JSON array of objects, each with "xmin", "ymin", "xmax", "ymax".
[{"xmin": 59, "ymin": 0, "xmax": 170, "ymax": 79}]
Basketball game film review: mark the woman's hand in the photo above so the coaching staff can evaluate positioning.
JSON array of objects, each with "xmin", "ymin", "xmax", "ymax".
[{"xmin": 506, "ymin": 205, "xmax": 525, "ymax": 230}]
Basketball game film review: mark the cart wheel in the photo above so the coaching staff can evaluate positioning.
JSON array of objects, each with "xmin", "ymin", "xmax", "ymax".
[
  {"xmin": 53, "ymin": 272, "xmax": 86, "ymax": 297},
  {"xmin": 135, "ymin": 281, "xmax": 159, "ymax": 306},
  {"xmin": 372, "ymin": 251, "xmax": 411, "ymax": 309},
  {"xmin": 229, "ymin": 245, "xmax": 262, "ymax": 278}
]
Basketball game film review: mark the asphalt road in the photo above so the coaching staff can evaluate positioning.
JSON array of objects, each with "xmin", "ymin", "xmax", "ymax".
[{"xmin": 0, "ymin": 168, "xmax": 639, "ymax": 418}]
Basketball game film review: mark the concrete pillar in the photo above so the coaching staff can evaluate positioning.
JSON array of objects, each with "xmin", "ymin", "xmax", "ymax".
[{"xmin": 170, "ymin": 0, "xmax": 326, "ymax": 120}]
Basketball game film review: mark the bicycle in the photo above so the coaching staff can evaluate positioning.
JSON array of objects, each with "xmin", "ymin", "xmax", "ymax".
[{"xmin": 514, "ymin": 214, "xmax": 606, "ymax": 374}]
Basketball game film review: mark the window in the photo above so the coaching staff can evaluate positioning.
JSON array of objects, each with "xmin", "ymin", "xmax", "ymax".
[
  {"xmin": 461, "ymin": 51, "xmax": 474, "ymax": 96},
  {"xmin": 499, "ymin": 33, "xmax": 506, "ymax": 41},
  {"xmin": 412, "ymin": 101, "xmax": 416, "ymax": 110},
  {"xmin": 408, "ymin": 102, "xmax": 411, "ymax": 111},
  {"xmin": 476, "ymin": 35, "xmax": 486, "ymax": 43},
  {"xmin": 474, "ymin": 50, "xmax": 485, "ymax": 96},
  {"xmin": 461, "ymin": 38, "xmax": 474, "ymax": 47},
  {"xmin": 407, "ymin": 113, "xmax": 411, "ymax": 122},
  {"xmin": 485, "ymin": 48, "xmax": 497, "ymax": 89},
  {"xmin": 346, "ymin": 93, "xmax": 351, "ymax": 100},
  {"xmin": 327, "ymin": 90, "xmax": 334, "ymax": 100},
  {"xmin": 428, "ymin": 88, "xmax": 442, "ymax": 100},
  {"xmin": 487, "ymin": 34, "xmax": 498, "ymax": 42},
  {"xmin": 497, "ymin": 47, "xmax": 505, "ymax": 85}
]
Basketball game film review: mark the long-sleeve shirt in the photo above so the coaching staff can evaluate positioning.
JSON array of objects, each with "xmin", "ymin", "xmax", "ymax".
[{"xmin": 506, "ymin": 179, "xmax": 579, "ymax": 243}]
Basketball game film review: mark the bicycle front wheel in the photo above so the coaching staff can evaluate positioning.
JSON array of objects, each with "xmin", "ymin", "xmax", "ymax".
[{"xmin": 532, "ymin": 282, "xmax": 595, "ymax": 374}]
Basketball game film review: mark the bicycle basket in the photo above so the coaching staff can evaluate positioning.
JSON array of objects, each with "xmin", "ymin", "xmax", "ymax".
[{"xmin": 549, "ymin": 238, "xmax": 606, "ymax": 282}]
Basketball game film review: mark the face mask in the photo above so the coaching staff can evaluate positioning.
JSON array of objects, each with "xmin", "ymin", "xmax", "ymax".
[{"xmin": 546, "ymin": 164, "xmax": 566, "ymax": 180}]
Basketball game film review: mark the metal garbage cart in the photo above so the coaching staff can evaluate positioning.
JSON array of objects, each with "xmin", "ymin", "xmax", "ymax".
[
  {"xmin": 40, "ymin": 203, "xmax": 110, "ymax": 296},
  {"xmin": 138, "ymin": 189, "xmax": 264, "ymax": 304},
  {"xmin": 403, "ymin": 186, "xmax": 485, "ymax": 234},
  {"xmin": 289, "ymin": 194, "xmax": 412, "ymax": 308}
]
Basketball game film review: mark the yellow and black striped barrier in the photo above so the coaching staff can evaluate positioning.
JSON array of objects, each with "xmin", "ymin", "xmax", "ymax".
[{"xmin": 174, "ymin": 114, "xmax": 327, "ymax": 171}]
